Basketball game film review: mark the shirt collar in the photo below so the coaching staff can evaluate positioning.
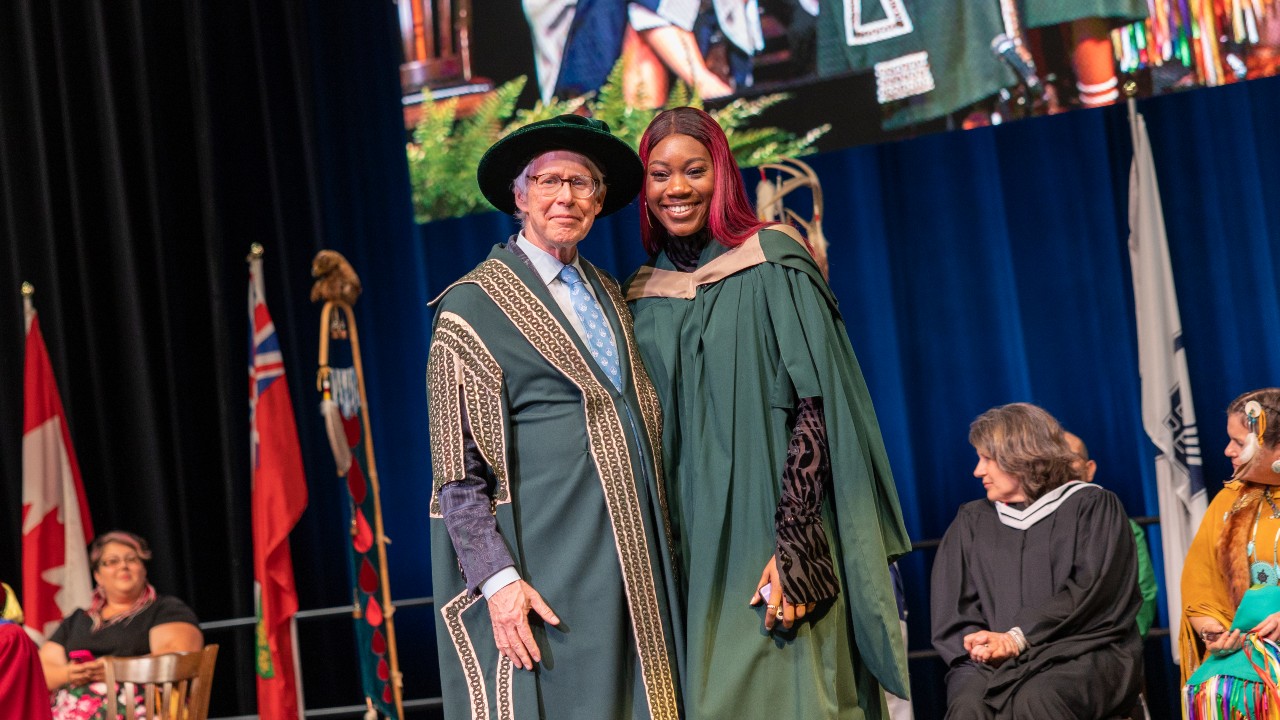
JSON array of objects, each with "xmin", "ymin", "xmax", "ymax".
[{"xmin": 515, "ymin": 233, "xmax": 583, "ymax": 287}]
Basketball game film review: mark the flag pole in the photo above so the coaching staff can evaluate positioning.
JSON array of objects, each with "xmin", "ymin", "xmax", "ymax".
[
  {"xmin": 344, "ymin": 303, "xmax": 405, "ymax": 720},
  {"xmin": 21, "ymin": 281, "xmax": 34, "ymax": 331}
]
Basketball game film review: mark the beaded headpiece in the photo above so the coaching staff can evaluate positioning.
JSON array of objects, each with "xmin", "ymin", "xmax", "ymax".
[{"xmin": 1234, "ymin": 400, "xmax": 1280, "ymax": 485}]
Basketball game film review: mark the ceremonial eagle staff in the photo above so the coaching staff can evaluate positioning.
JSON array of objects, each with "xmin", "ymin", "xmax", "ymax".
[{"xmin": 312, "ymin": 250, "xmax": 404, "ymax": 720}]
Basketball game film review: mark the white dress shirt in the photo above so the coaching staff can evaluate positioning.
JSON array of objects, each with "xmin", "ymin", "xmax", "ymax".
[{"xmin": 515, "ymin": 233, "xmax": 602, "ymax": 345}]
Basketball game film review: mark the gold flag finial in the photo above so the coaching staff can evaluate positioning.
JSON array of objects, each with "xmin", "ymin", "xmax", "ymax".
[
  {"xmin": 247, "ymin": 243, "xmax": 265, "ymax": 262},
  {"xmin": 20, "ymin": 282, "xmax": 34, "ymax": 297}
]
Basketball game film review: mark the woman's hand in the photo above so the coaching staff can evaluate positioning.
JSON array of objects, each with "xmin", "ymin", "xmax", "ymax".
[
  {"xmin": 1206, "ymin": 629, "xmax": 1246, "ymax": 656},
  {"xmin": 1252, "ymin": 612, "xmax": 1280, "ymax": 641},
  {"xmin": 66, "ymin": 658, "xmax": 105, "ymax": 687},
  {"xmin": 750, "ymin": 555, "xmax": 815, "ymax": 632},
  {"xmin": 963, "ymin": 630, "xmax": 1020, "ymax": 667}
]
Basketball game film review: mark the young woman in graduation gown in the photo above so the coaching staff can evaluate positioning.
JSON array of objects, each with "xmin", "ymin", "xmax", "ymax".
[{"xmin": 624, "ymin": 106, "xmax": 911, "ymax": 719}]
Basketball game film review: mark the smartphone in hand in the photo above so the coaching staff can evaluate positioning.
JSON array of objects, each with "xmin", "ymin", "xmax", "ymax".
[{"xmin": 68, "ymin": 650, "xmax": 94, "ymax": 664}]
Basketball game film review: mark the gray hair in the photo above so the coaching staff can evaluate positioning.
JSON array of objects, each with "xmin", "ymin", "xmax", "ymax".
[{"xmin": 510, "ymin": 151, "xmax": 606, "ymax": 225}]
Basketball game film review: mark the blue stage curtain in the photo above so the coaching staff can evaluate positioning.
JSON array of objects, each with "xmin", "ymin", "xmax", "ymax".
[{"xmin": 362, "ymin": 74, "xmax": 1280, "ymax": 717}]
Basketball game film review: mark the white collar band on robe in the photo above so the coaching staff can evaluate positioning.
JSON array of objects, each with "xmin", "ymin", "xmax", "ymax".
[{"xmin": 994, "ymin": 481, "xmax": 1102, "ymax": 530}]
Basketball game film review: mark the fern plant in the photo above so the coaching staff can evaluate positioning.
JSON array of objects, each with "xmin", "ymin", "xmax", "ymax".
[{"xmin": 408, "ymin": 61, "xmax": 830, "ymax": 223}]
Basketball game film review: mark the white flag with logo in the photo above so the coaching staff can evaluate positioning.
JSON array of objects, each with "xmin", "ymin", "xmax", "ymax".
[{"xmin": 1127, "ymin": 104, "xmax": 1207, "ymax": 663}]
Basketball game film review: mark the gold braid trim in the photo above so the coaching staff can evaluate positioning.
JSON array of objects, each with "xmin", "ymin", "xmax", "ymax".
[
  {"xmin": 439, "ymin": 589, "xmax": 516, "ymax": 720},
  {"xmin": 595, "ymin": 268, "xmax": 676, "ymax": 577},
  {"xmin": 427, "ymin": 334, "xmax": 464, "ymax": 516},
  {"xmin": 462, "ymin": 259, "xmax": 680, "ymax": 720},
  {"xmin": 495, "ymin": 652, "xmax": 514, "ymax": 720},
  {"xmin": 440, "ymin": 590, "xmax": 490, "ymax": 720},
  {"xmin": 427, "ymin": 313, "xmax": 509, "ymax": 517}
]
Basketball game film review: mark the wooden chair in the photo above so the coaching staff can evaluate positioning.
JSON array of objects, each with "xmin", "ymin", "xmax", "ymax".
[{"xmin": 103, "ymin": 644, "xmax": 218, "ymax": 720}]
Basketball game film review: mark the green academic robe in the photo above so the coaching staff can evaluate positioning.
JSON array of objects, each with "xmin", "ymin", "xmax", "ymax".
[
  {"xmin": 625, "ymin": 227, "xmax": 911, "ymax": 719},
  {"xmin": 426, "ymin": 245, "xmax": 682, "ymax": 720}
]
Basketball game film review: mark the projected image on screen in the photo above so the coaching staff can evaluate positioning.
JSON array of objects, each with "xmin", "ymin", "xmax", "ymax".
[{"xmin": 399, "ymin": 0, "xmax": 1280, "ymax": 219}]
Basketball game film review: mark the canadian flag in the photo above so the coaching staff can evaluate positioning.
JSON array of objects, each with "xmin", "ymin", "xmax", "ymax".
[{"xmin": 22, "ymin": 290, "xmax": 94, "ymax": 639}]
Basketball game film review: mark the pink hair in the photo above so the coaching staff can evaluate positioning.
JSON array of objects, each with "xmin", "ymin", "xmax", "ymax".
[
  {"xmin": 638, "ymin": 107, "xmax": 769, "ymax": 256},
  {"xmin": 89, "ymin": 531, "xmax": 153, "ymax": 567},
  {"xmin": 88, "ymin": 531, "xmax": 157, "ymax": 630}
]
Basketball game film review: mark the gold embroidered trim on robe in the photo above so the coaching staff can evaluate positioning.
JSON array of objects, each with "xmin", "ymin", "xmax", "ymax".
[
  {"xmin": 440, "ymin": 590, "xmax": 515, "ymax": 720},
  {"xmin": 595, "ymin": 269, "xmax": 676, "ymax": 574},
  {"xmin": 427, "ymin": 312, "xmax": 509, "ymax": 517},
  {"xmin": 454, "ymin": 258, "xmax": 680, "ymax": 720}
]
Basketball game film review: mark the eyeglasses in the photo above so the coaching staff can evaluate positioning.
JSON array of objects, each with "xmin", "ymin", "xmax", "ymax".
[
  {"xmin": 527, "ymin": 173, "xmax": 598, "ymax": 199},
  {"xmin": 99, "ymin": 555, "xmax": 142, "ymax": 569}
]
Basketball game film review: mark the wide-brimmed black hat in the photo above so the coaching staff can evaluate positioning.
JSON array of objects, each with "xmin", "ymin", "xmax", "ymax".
[{"xmin": 477, "ymin": 114, "xmax": 642, "ymax": 217}]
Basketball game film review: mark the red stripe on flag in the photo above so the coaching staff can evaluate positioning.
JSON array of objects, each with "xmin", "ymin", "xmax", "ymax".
[{"xmin": 254, "ymin": 304, "xmax": 273, "ymax": 335}]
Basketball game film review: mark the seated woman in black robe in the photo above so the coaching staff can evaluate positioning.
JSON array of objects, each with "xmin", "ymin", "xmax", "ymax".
[{"xmin": 930, "ymin": 402, "xmax": 1144, "ymax": 719}]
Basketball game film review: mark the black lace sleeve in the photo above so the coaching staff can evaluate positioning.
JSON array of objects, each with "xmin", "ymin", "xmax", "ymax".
[{"xmin": 774, "ymin": 396, "xmax": 839, "ymax": 604}]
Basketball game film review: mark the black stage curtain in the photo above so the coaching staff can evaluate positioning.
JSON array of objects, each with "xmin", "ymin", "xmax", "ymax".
[{"xmin": 0, "ymin": 0, "xmax": 418, "ymax": 714}]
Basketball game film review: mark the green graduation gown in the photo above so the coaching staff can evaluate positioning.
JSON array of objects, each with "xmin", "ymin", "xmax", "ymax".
[
  {"xmin": 426, "ymin": 244, "xmax": 682, "ymax": 720},
  {"xmin": 625, "ymin": 227, "xmax": 911, "ymax": 719}
]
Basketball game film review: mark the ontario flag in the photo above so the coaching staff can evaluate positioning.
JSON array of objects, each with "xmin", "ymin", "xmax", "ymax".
[
  {"xmin": 249, "ymin": 250, "xmax": 308, "ymax": 720},
  {"xmin": 22, "ymin": 288, "xmax": 94, "ymax": 641}
]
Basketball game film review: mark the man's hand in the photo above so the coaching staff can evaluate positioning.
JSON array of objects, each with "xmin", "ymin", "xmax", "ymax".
[
  {"xmin": 488, "ymin": 580, "xmax": 560, "ymax": 670},
  {"xmin": 963, "ymin": 630, "xmax": 1020, "ymax": 667},
  {"xmin": 749, "ymin": 555, "xmax": 815, "ymax": 632}
]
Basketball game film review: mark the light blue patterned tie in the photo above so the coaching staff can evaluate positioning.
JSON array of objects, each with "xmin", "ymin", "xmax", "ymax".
[{"xmin": 558, "ymin": 265, "xmax": 622, "ymax": 390}]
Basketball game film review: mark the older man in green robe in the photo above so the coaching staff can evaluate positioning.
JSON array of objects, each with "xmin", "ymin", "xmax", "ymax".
[{"xmin": 425, "ymin": 115, "xmax": 682, "ymax": 720}]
